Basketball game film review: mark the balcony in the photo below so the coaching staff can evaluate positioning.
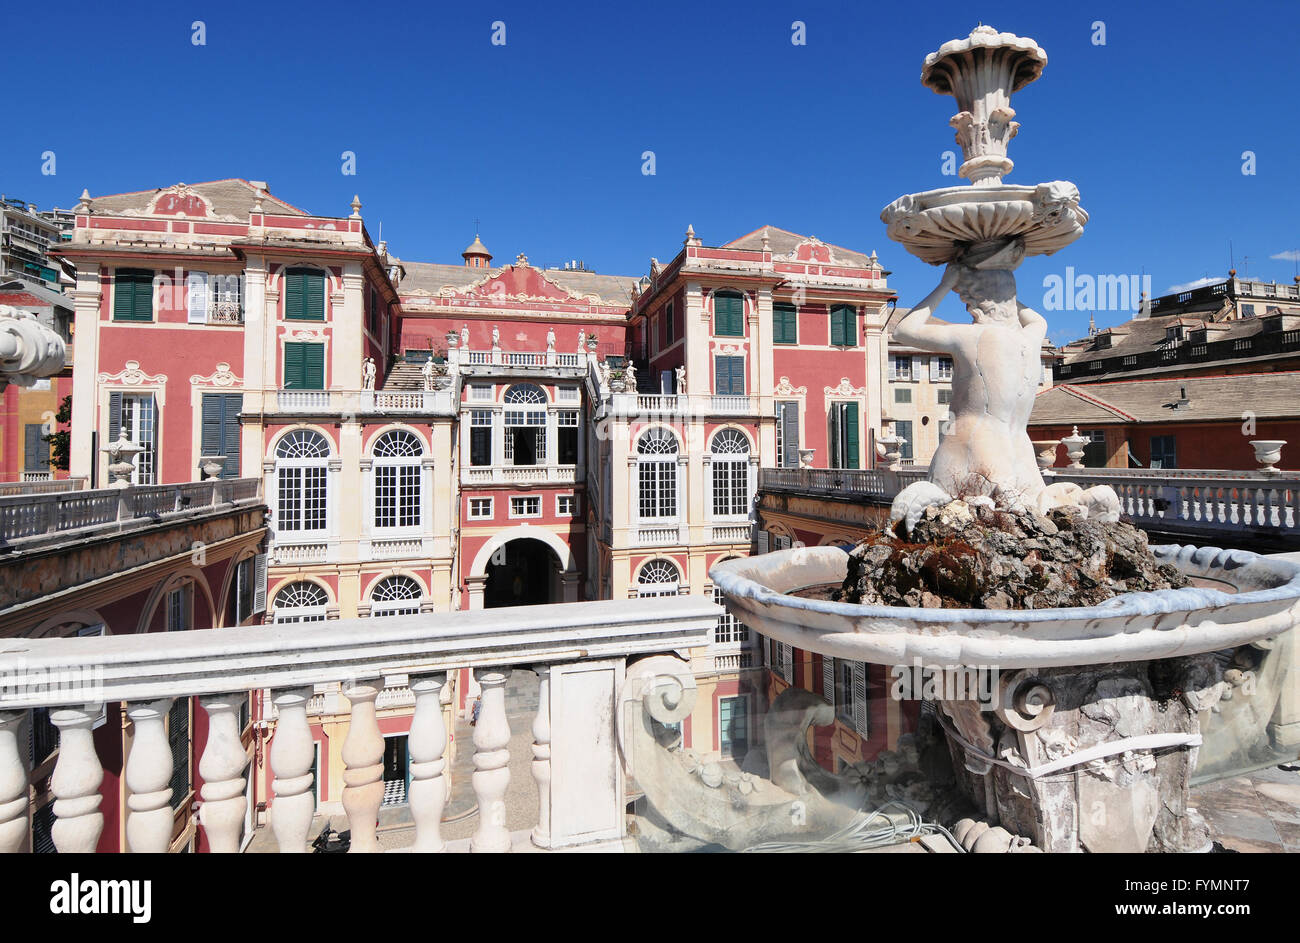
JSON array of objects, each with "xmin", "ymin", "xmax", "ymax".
[
  {"xmin": 0, "ymin": 597, "xmax": 719, "ymax": 853},
  {"xmin": 461, "ymin": 464, "xmax": 577, "ymax": 486},
  {"xmin": 609, "ymin": 392, "xmax": 760, "ymax": 418},
  {"xmin": 206, "ymin": 298, "xmax": 244, "ymax": 325},
  {"xmin": 463, "ymin": 349, "xmax": 582, "ymax": 368},
  {"xmin": 273, "ymin": 389, "xmax": 456, "ymax": 415}
]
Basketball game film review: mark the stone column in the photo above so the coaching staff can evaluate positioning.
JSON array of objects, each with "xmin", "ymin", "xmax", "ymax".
[
  {"xmin": 531, "ymin": 666, "xmax": 552, "ymax": 849},
  {"xmin": 341, "ymin": 680, "xmax": 384, "ymax": 853},
  {"xmin": 0, "ymin": 711, "xmax": 27, "ymax": 853},
  {"xmin": 50, "ymin": 705, "xmax": 105, "ymax": 853},
  {"xmin": 68, "ymin": 266, "xmax": 102, "ymax": 482},
  {"xmin": 269, "ymin": 688, "xmax": 315, "ymax": 853},
  {"xmin": 408, "ymin": 675, "xmax": 448, "ymax": 852},
  {"xmin": 124, "ymin": 699, "xmax": 175, "ymax": 853},
  {"xmin": 470, "ymin": 668, "xmax": 512, "ymax": 852},
  {"xmin": 198, "ymin": 694, "xmax": 250, "ymax": 853}
]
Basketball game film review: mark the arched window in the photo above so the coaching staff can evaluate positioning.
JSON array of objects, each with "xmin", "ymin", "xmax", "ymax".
[
  {"xmin": 272, "ymin": 581, "xmax": 329, "ymax": 623},
  {"xmin": 710, "ymin": 429, "xmax": 751, "ymax": 518},
  {"xmin": 637, "ymin": 559, "xmax": 681, "ymax": 597},
  {"xmin": 714, "ymin": 290, "xmax": 745, "ymax": 337},
  {"xmin": 637, "ymin": 428, "xmax": 679, "ymax": 520},
  {"xmin": 503, "ymin": 384, "xmax": 547, "ymax": 466},
  {"xmin": 372, "ymin": 429, "xmax": 423, "ymax": 529},
  {"xmin": 369, "ymin": 575, "xmax": 422, "ymax": 618},
  {"xmin": 275, "ymin": 430, "xmax": 330, "ymax": 534}
]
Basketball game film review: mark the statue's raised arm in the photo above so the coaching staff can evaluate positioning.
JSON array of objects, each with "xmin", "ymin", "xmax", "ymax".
[{"xmin": 891, "ymin": 262, "xmax": 964, "ymax": 351}]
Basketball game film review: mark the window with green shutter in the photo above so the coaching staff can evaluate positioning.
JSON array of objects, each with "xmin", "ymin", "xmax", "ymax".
[
  {"xmin": 284, "ymin": 267, "xmax": 326, "ymax": 320},
  {"xmin": 714, "ymin": 355, "xmax": 746, "ymax": 395},
  {"xmin": 773, "ymin": 303, "xmax": 798, "ymax": 345},
  {"xmin": 113, "ymin": 269, "xmax": 155, "ymax": 321},
  {"xmin": 830, "ymin": 305, "xmax": 857, "ymax": 347},
  {"xmin": 283, "ymin": 342, "xmax": 325, "ymax": 390},
  {"xmin": 828, "ymin": 402, "xmax": 859, "ymax": 468},
  {"xmin": 24, "ymin": 423, "xmax": 50, "ymax": 472},
  {"xmin": 714, "ymin": 290, "xmax": 745, "ymax": 337},
  {"xmin": 201, "ymin": 393, "xmax": 243, "ymax": 478}
]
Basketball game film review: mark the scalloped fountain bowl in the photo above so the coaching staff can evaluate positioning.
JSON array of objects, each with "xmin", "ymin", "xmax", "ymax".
[{"xmin": 709, "ymin": 544, "xmax": 1300, "ymax": 670}]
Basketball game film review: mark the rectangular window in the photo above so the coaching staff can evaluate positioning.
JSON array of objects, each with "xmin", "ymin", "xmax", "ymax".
[
  {"xmin": 776, "ymin": 401, "xmax": 800, "ymax": 468},
  {"xmin": 469, "ymin": 383, "xmax": 494, "ymax": 402},
  {"xmin": 665, "ymin": 301, "xmax": 676, "ymax": 343},
  {"xmin": 283, "ymin": 342, "xmax": 325, "ymax": 390},
  {"xmin": 283, "ymin": 267, "xmax": 326, "ymax": 320},
  {"xmin": 166, "ymin": 584, "xmax": 192, "ymax": 632},
  {"xmin": 374, "ymin": 464, "xmax": 420, "ymax": 528},
  {"xmin": 931, "ymin": 356, "xmax": 954, "ymax": 381},
  {"xmin": 468, "ymin": 497, "xmax": 494, "ymax": 520},
  {"xmin": 894, "ymin": 420, "xmax": 914, "ymax": 461},
  {"xmin": 890, "ymin": 355, "xmax": 913, "ymax": 381},
  {"xmin": 277, "ymin": 466, "xmax": 328, "ymax": 532},
  {"xmin": 712, "ymin": 458, "xmax": 749, "ymax": 517},
  {"xmin": 712, "ymin": 586, "xmax": 749, "ymax": 644},
  {"xmin": 1083, "ymin": 430, "xmax": 1107, "ymax": 468},
  {"xmin": 108, "ymin": 392, "xmax": 157, "ymax": 484},
  {"xmin": 227, "ymin": 555, "xmax": 264, "ymax": 626},
  {"xmin": 23, "ymin": 423, "xmax": 50, "ymax": 473},
  {"xmin": 510, "ymin": 496, "xmax": 541, "ymax": 518},
  {"xmin": 894, "ymin": 388, "xmax": 912, "ymax": 404},
  {"xmin": 773, "ymin": 303, "xmax": 798, "ymax": 345},
  {"xmin": 200, "ymin": 393, "xmax": 242, "ymax": 478},
  {"xmin": 557, "ymin": 410, "xmax": 578, "ymax": 465},
  {"xmin": 827, "ymin": 402, "xmax": 860, "ymax": 469},
  {"xmin": 557, "ymin": 386, "xmax": 580, "ymax": 404},
  {"xmin": 714, "ymin": 292, "xmax": 745, "ymax": 337},
  {"xmin": 638, "ymin": 461, "xmax": 677, "ymax": 519},
  {"xmin": 469, "ymin": 410, "xmax": 493, "ymax": 466},
  {"xmin": 186, "ymin": 271, "xmax": 209, "ymax": 324},
  {"xmin": 557, "ymin": 494, "xmax": 577, "ymax": 516},
  {"xmin": 1150, "ymin": 435, "xmax": 1177, "ymax": 469},
  {"xmin": 937, "ymin": 388, "xmax": 953, "ymax": 405},
  {"xmin": 718, "ymin": 696, "xmax": 749, "ymax": 759},
  {"xmin": 830, "ymin": 305, "xmax": 857, "ymax": 347},
  {"xmin": 113, "ymin": 268, "xmax": 154, "ymax": 321},
  {"xmin": 714, "ymin": 355, "xmax": 746, "ymax": 396}
]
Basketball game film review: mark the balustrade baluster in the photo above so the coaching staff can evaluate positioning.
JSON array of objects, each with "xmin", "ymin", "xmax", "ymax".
[
  {"xmin": 471, "ymin": 668, "xmax": 512, "ymax": 853},
  {"xmin": 0, "ymin": 711, "xmax": 26, "ymax": 853},
  {"xmin": 531, "ymin": 666, "xmax": 552, "ymax": 849},
  {"xmin": 341, "ymin": 680, "xmax": 384, "ymax": 853},
  {"xmin": 408, "ymin": 676, "xmax": 447, "ymax": 852},
  {"xmin": 198, "ymin": 694, "xmax": 250, "ymax": 853},
  {"xmin": 50, "ymin": 705, "xmax": 105, "ymax": 853},
  {"xmin": 124, "ymin": 699, "xmax": 174, "ymax": 853},
  {"xmin": 269, "ymin": 688, "xmax": 315, "ymax": 853},
  {"xmin": 1229, "ymin": 487, "xmax": 1241, "ymax": 525}
]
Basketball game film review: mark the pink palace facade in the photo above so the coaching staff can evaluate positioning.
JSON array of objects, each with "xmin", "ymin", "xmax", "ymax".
[{"xmin": 51, "ymin": 178, "xmax": 907, "ymax": 815}]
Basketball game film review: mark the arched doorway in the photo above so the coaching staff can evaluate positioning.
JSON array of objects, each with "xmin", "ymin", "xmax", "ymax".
[{"xmin": 484, "ymin": 537, "xmax": 562, "ymax": 608}]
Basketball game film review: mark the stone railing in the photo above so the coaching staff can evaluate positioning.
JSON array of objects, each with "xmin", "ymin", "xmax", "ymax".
[
  {"xmin": 0, "ymin": 477, "xmax": 84, "ymax": 497},
  {"xmin": 0, "ymin": 597, "xmax": 717, "ymax": 853},
  {"xmin": 635, "ymin": 523, "xmax": 683, "ymax": 547},
  {"xmin": 276, "ymin": 389, "xmax": 456, "ymax": 415},
  {"xmin": 462, "ymin": 350, "xmax": 581, "ymax": 368},
  {"xmin": 758, "ymin": 466, "xmax": 928, "ymax": 501},
  {"xmin": 609, "ymin": 392, "xmax": 759, "ymax": 418},
  {"xmin": 461, "ymin": 464, "xmax": 577, "ymax": 486},
  {"xmin": 0, "ymin": 478, "xmax": 263, "ymax": 545},
  {"xmin": 1049, "ymin": 469, "xmax": 1300, "ymax": 536}
]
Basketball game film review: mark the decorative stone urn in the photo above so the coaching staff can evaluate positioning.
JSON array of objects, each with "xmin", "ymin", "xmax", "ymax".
[
  {"xmin": 199, "ymin": 456, "xmax": 226, "ymax": 480},
  {"xmin": 1250, "ymin": 440, "xmax": 1286, "ymax": 475},
  {"xmin": 875, "ymin": 432, "xmax": 906, "ymax": 471},
  {"xmin": 102, "ymin": 432, "xmax": 144, "ymax": 488},
  {"xmin": 1061, "ymin": 426, "xmax": 1089, "ymax": 469},
  {"xmin": 1031, "ymin": 439, "xmax": 1059, "ymax": 470},
  {"xmin": 798, "ymin": 448, "xmax": 815, "ymax": 469}
]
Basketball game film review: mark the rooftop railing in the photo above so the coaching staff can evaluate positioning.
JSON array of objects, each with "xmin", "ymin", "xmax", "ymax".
[{"xmin": 0, "ymin": 596, "xmax": 717, "ymax": 853}]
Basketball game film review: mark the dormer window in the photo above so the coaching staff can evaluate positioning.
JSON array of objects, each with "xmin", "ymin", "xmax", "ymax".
[
  {"xmin": 1165, "ymin": 325, "xmax": 1185, "ymax": 343},
  {"xmin": 1095, "ymin": 334, "xmax": 1111, "ymax": 349}
]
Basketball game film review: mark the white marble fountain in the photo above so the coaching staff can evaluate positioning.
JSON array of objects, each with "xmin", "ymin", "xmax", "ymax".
[{"xmin": 708, "ymin": 26, "xmax": 1300, "ymax": 853}]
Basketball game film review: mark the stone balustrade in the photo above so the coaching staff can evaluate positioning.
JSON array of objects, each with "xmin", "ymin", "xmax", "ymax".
[
  {"xmin": 0, "ymin": 597, "xmax": 717, "ymax": 853},
  {"xmin": 0, "ymin": 478, "xmax": 263, "ymax": 546}
]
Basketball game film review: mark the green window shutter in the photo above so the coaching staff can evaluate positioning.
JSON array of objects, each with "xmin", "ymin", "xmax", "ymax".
[
  {"xmin": 773, "ymin": 303, "xmax": 797, "ymax": 344},
  {"xmin": 831, "ymin": 305, "xmax": 857, "ymax": 347},
  {"xmin": 844, "ymin": 403, "xmax": 860, "ymax": 468},
  {"xmin": 828, "ymin": 408, "xmax": 841, "ymax": 469},
  {"xmin": 201, "ymin": 395, "xmax": 223, "ymax": 457},
  {"xmin": 714, "ymin": 356, "xmax": 745, "ymax": 395},
  {"xmin": 114, "ymin": 269, "xmax": 154, "ymax": 321},
  {"xmin": 829, "ymin": 306, "xmax": 845, "ymax": 347},
  {"xmin": 108, "ymin": 391, "xmax": 123, "ymax": 441},
  {"xmin": 304, "ymin": 344, "xmax": 325, "ymax": 389},
  {"xmin": 715, "ymin": 291, "xmax": 744, "ymax": 337},
  {"xmin": 221, "ymin": 394, "xmax": 242, "ymax": 478},
  {"xmin": 283, "ymin": 342, "xmax": 305, "ymax": 389},
  {"xmin": 285, "ymin": 268, "xmax": 325, "ymax": 320}
]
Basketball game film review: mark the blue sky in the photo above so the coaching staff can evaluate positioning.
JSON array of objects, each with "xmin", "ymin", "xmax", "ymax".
[{"xmin": 4, "ymin": 0, "xmax": 1298, "ymax": 344}]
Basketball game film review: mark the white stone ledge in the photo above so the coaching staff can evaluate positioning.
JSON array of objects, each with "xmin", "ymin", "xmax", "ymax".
[{"xmin": 0, "ymin": 598, "xmax": 718, "ymax": 709}]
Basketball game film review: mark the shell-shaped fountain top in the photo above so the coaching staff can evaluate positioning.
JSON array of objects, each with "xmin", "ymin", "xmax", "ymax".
[{"xmin": 921, "ymin": 25, "xmax": 1047, "ymax": 97}]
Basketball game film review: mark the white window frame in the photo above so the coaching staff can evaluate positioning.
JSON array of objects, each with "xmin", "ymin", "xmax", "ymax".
[
  {"xmin": 166, "ymin": 582, "xmax": 192, "ymax": 632},
  {"xmin": 556, "ymin": 494, "xmax": 577, "ymax": 517},
  {"xmin": 636, "ymin": 558, "xmax": 681, "ymax": 598},
  {"xmin": 274, "ymin": 430, "xmax": 331, "ymax": 537},
  {"xmin": 369, "ymin": 575, "xmax": 423, "ymax": 618},
  {"xmin": 509, "ymin": 495, "xmax": 542, "ymax": 519},
  {"xmin": 636, "ymin": 428, "xmax": 680, "ymax": 522},
  {"xmin": 468, "ymin": 497, "xmax": 494, "ymax": 520},
  {"xmin": 272, "ymin": 581, "xmax": 330, "ymax": 624},
  {"xmin": 709, "ymin": 429, "xmax": 751, "ymax": 520},
  {"xmin": 371, "ymin": 430, "xmax": 423, "ymax": 533}
]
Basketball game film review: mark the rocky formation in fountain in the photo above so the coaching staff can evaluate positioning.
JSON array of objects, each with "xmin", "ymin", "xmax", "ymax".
[{"xmin": 837, "ymin": 500, "xmax": 1190, "ymax": 611}]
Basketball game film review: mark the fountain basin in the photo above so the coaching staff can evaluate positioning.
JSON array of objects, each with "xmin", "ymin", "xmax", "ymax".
[
  {"xmin": 709, "ymin": 544, "xmax": 1300, "ymax": 669},
  {"xmin": 881, "ymin": 181, "xmax": 1088, "ymax": 265}
]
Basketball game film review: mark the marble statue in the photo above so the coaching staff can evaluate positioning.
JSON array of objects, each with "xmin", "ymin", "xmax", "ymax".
[
  {"xmin": 674, "ymin": 364, "xmax": 686, "ymax": 394},
  {"xmin": 362, "ymin": 357, "xmax": 376, "ymax": 390},
  {"xmin": 546, "ymin": 328, "xmax": 556, "ymax": 351},
  {"xmin": 461, "ymin": 324, "xmax": 469, "ymax": 349},
  {"xmin": 421, "ymin": 356, "xmax": 435, "ymax": 391},
  {"xmin": 893, "ymin": 246, "xmax": 1045, "ymax": 504},
  {"xmin": 577, "ymin": 329, "xmax": 586, "ymax": 353},
  {"xmin": 491, "ymin": 326, "xmax": 500, "ymax": 349},
  {"xmin": 624, "ymin": 360, "xmax": 636, "ymax": 390}
]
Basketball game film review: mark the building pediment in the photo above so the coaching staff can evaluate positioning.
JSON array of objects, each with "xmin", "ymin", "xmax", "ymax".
[{"xmin": 436, "ymin": 263, "xmax": 605, "ymax": 305}]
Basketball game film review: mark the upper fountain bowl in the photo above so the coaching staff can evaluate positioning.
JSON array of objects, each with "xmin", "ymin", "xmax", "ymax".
[
  {"xmin": 880, "ymin": 180, "xmax": 1088, "ymax": 265},
  {"xmin": 921, "ymin": 25, "xmax": 1047, "ymax": 100}
]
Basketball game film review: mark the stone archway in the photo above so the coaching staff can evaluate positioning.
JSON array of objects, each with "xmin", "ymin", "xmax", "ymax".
[{"xmin": 466, "ymin": 526, "xmax": 580, "ymax": 610}]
